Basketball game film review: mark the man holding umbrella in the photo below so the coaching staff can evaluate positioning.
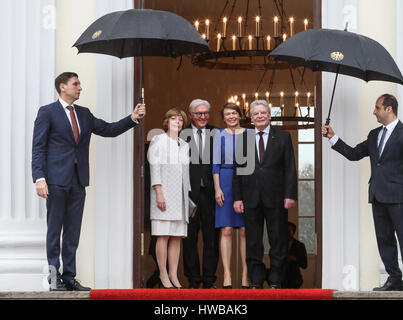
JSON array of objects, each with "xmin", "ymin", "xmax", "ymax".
[
  {"xmin": 322, "ymin": 94, "xmax": 403, "ymax": 291},
  {"xmin": 32, "ymin": 72, "xmax": 145, "ymax": 291}
]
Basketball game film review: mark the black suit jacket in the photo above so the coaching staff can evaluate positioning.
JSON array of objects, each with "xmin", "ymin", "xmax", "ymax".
[
  {"xmin": 332, "ymin": 121, "xmax": 403, "ymax": 204},
  {"xmin": 180, "ymin": 124, "xmax": 217, "ymax": 203},
  {"xmin": 232, "ymin": 126, "xmax": 297, "ymax": 208}
]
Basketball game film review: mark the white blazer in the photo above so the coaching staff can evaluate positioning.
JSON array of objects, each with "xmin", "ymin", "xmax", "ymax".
[{"xmin": 147, "ymin": 133, "xmax": 191, "ymax": 222}]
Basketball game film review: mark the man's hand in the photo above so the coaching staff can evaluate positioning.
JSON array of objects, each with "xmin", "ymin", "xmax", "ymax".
[
  {"xmin": 321, "ymin": 124, "xmax": 335, "ymax": 139},
  {"xmin": 36, "ymin": 180, "xmax": 49, "ymax": 199},
  {"xmin": 131, "ymin": 103, "xmax": 146, "ymax": 121},
  {"xmin": 284, "ymin": 198, "xmax": 295, "ymax": 209},
  {"xmin": 233, "ymin": 200, "xmax": 244, "ymax": 214}
]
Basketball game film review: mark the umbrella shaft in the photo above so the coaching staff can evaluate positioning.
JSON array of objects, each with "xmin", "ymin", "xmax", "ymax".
[{"xmin": 326, "ymin": 66, "xmax": 340, "ymax": 123}]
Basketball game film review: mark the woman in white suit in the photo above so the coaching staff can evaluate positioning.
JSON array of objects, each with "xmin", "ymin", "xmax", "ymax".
[{"xmin": 147, "ymin": 108, "xmax": 191, "ymax": 289}]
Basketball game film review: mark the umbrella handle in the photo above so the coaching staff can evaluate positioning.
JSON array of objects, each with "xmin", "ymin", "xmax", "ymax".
[{"xmin": 322, "ymin": 117, "xmax": 331, "ymax": 137}]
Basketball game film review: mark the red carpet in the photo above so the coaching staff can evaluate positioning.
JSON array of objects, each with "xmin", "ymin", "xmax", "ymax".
[{"xmin": 90, "ymin": 289, "xmax": 334, "ymax": 300}]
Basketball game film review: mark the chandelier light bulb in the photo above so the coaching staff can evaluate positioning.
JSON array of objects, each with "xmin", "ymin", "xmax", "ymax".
[{"xmin": 304, "ymin": 19, "xmax": 308, "ymax": 30}]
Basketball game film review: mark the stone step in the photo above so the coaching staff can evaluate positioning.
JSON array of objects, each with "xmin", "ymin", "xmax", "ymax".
[{"xmin": 0, "ymin": 291, "xmax": 90, "ymax": 300}]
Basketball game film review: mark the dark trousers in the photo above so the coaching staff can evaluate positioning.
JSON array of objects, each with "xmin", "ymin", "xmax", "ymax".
[
  {"xmin": 46, "ymin": 166, "xmax": 86, "ymax": 282},
  {"xmin": 372, "ymin": 200, "xmax": 403, "ymax": 281},
  {"xmin": 182, "ymin": 187, "xmax": 219, "ymax": 287},
  {"xmin": 244, "ymin": 203, "xmax": 288, "ymax": 286}
]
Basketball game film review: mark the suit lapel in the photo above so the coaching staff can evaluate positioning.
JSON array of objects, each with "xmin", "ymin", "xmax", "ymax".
[
  {"xmin": 56, "ymin": 100, "xmax": 76, "ymax": 144},
  {"xmin": 74, "ymin": 106, "xmax": 86, "ymax": 144},
  {"xmin": 263, "ymin": 127, "xmax": 275, "ymax": 164},
  {"xmin": 380, "ymin": 121, "xmax": 403, "ymax": 160}
]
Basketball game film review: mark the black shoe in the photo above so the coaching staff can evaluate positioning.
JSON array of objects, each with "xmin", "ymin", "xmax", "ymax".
[
  {"xmin": 146, "ymin": 272, "xmax": 160, "ymax": 288},
  {"xmin": 250, "ymin": 284, "xmax": 263, "ymax": 289},
  {"xmin": 157, "ymin": 278, "xmax": 174, "ymax": 289},
  {"xmin": 49, "ymin": 279, "xmax": 67, "ymax": 292},
  {"xmin": 65, "ymin": 279, "xmax": 91, "ymax": 291},
  {"xmin": 373, "ymin": 279, "xmax": 403, "ymax": 291},
  {"xmin": 188, "ymin": 282, "xmax": 200, "ymax": 289},
  {"xmin": 241, "ymin": 285, "xmax": 250, "ymax": 289},
  {"xmin": 270, "ymin": 283, "xmax": 281, "ymax": 289},
  {"xmin": 222, "ymin": 285, "xmax": 232, "ymax": 289},
  {"xmin": 203, "ymin": 284, "xmax": 217, "ymax": 289}
]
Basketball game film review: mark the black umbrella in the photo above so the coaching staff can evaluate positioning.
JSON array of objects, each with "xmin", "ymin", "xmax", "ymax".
[
  {"xmin": 73, "ymin": 8, "xmax": 210, "ymax": 102},
  {"xmin": 269, "ymin": 28, "xmax": 403, "ymax": 133}
]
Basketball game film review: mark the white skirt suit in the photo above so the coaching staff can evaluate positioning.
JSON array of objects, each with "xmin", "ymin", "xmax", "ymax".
[{"xmin": 147, "ymin": 133, "xmax": 191, "ymax": 237}]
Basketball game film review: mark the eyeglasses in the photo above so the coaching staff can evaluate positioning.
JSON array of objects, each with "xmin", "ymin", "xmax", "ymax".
[{"xmin": 192, "ymin": 112, "xmax": 210, "ymax": 117}]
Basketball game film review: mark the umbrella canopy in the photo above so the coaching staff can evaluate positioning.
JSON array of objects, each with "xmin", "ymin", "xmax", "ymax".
[
  {"xmin": 73, "ymin": 9, "xmax": 210, "ymax": 58},
  {"xmin": 269, "ymin": 28, "xmax": 403, "ymax": 130},
  {"xmin": 269, "ymin": 28, "xmax": 403, "ymax": 85}
]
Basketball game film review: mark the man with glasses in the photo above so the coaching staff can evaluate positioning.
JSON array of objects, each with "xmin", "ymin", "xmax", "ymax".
[
  {"xmin": 181, "ymin": 99, "xmax": 219, "ymax": 289},
  {"xmin": 233, "ymin": 100, "xmax": 297, "ymax": 289}
]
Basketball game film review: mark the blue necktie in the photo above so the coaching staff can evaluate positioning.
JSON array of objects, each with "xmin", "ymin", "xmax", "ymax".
[{"xmin": 378, "ymin": 127, "xmax": 387, "ymax": 157}]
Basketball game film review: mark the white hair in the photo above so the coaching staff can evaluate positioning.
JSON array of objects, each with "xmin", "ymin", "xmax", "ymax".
[
  {"xmin": 250, "ymin": 100, "xmax": 271, "ymax": 115},
  {"xmin": 189, "ymin": 99, "xmax": 211, "ymax": 113}
]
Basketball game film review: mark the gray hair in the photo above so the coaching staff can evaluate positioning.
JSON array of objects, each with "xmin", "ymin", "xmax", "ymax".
[
  {"xmin": 250, "ymin": 100, "xmax": 271, "ymax": 116},
  {"xmin": 189, "ymin": 99, "xmax": 211, "ymax": 113}
]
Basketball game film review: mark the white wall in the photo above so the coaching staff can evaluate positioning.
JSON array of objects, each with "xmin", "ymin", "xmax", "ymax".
[
  {"xmin": 94, "ymin": 0, "xmax": 135, "ymax": 289},
  {"xmin": 55, "ymin": 0, "xmax": 97, "ymax": 288},
  {"xmin": 56, "ymin": 0, "xmax": 135, "ymax": 289},
  {"xmin": 321, "ymin": 0, "xmax": 360, "ymax": 291}
]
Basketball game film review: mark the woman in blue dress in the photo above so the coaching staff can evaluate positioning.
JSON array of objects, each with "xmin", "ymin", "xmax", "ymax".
[{"xmin": 213, "ymin": 103, "xmax": 249, "ymax": 288}]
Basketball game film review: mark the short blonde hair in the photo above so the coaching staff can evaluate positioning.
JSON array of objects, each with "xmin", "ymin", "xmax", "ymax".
[{"xmin": 162, "ymin": 108, "xmax": 188, "ymax": 132}]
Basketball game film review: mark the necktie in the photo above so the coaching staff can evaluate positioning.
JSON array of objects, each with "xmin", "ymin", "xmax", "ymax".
[
  {"xmin": 197, "ymin": 129, "xmax": 205, "ymax": 186},
  {"xmin": 378, "ymin": 126, "xmax": 387, "ymax": 157},
  {"xmin": 197, "ymin": 129, "xmax": 203, "ymax": 163},
  {"xmin": 67, "ymin": 105, "xmax": 79, "ymax": 143},
  {"xmin": 258, "ymin": 131, "xmax": 265, "ymax": 164}
]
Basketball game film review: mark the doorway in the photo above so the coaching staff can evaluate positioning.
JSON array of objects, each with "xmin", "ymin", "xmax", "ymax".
[{"xmin": 133, "ymin": 0, "xmax": 322, "ymax": 288}]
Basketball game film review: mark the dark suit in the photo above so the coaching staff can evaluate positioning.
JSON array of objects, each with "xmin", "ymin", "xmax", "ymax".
[
  {"xmin": 332, "ymin": 121, "xmax": 403, "ymax": 281},
  {"xmin": 233, "ymin": 126, "xmax": 297, "ymax": 287},
  {"xmin": 282, "ymin": 238, "xmax": 307, "ymax": 288},
  {"xmin": 180, "ymin": 124, "xmax": 219, "ymax": 287},
  {"xmin": 32, "ymin": 100, "xmax": 137, "ymax": 282}
]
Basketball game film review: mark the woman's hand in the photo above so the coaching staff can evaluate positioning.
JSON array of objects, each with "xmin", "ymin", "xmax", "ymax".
[
  {"xmin": 215, "ymin": 188, "xmax": 225, "ymax": 207},
  {"xmin": 154, "ymin": 187, "xmax": 166, "ymax": 212}
]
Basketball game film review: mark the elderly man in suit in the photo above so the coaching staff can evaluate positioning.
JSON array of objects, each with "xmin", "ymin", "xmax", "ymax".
[
  {"xmin": 181, "ymin": 99, "xmax": 219, "ymax": 289},
  {"xmin": 233, "ymin": 100, "xmax": 297, "ymax": 289},
  {"xmin": 322, "ymin": 93, "xmax": 403, "ymax": 291},
  {"xmin": 32, "ymin": 72, "xmax": 145, "ymax": 291}
]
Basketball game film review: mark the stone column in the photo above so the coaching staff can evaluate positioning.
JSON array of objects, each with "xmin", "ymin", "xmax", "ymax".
[{"xmin": 0, "ymin": 0, "xmax": 56, "ymax": 291}]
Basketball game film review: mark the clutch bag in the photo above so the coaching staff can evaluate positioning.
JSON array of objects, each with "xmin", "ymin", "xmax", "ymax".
[{"xmin": 189, "ymin": 198, "xmax": 197, "ymax": 218}]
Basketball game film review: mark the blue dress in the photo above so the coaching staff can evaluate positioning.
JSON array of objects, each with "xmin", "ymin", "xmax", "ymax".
[{"xmin": 213, "ymin": 128, "xmax": 246, "ymax": 228}]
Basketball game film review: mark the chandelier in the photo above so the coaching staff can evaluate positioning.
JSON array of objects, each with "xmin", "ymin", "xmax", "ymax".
[
  {"xmin": 228, "ymin": 91, "xmax": 315, "ymax": 130},
  {"xmin": 189, "ymin": 0, "xmax": 315, "ymax": 130},
  {"xmin": 190, "ymin": 0, "xmax": 310, "ymax": 70}
]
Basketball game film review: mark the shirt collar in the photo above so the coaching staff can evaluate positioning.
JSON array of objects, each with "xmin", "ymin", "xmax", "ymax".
[
  {"xmin": 191, "ymin": 123, "xmax": 205, "ymax": 134},
  {"xmin": 59, "ymin": 98, "xmax": 75, "ymax": 109},
  {"xmin": 384, "ymin": 118, "xmax": 399, "ymax": 132},
  {"xmin": 255, "ymin": 125, "xmax": 270, "ymax": 135}
]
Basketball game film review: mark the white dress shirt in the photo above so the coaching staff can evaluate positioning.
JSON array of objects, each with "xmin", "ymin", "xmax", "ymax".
[
  {"xmin": 59, "ymin": 98, "xmax": 81, "ymax": 133},
  {"xmin": 191, "ymin": 123, "xmax": 206, "ymax": 150}
]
